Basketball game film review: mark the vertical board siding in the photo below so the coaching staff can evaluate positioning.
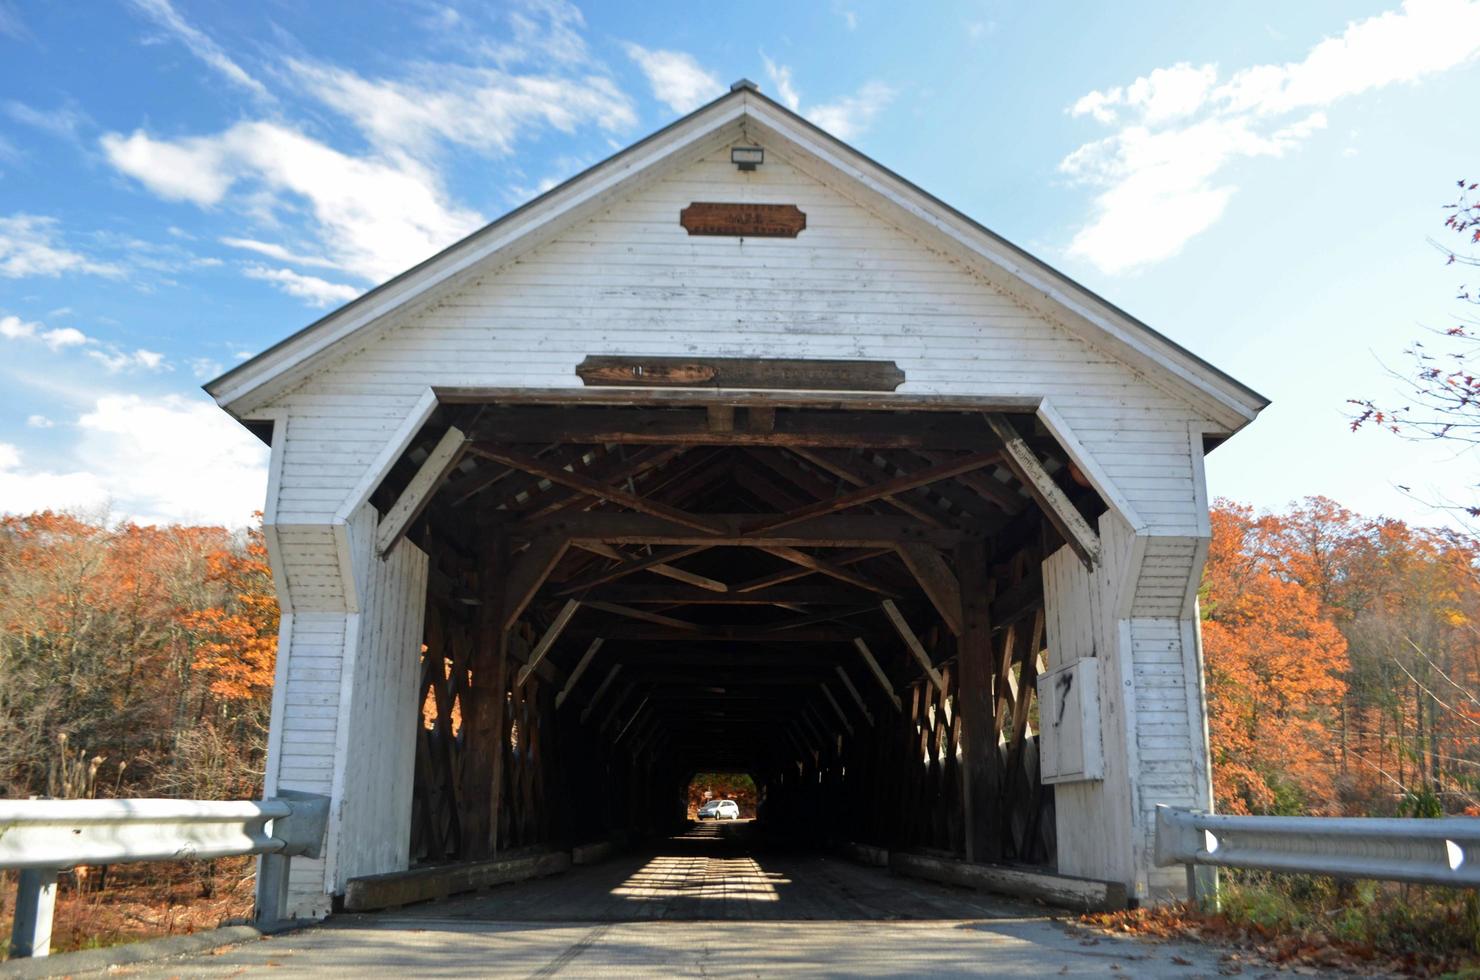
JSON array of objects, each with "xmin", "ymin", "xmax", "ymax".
[
  {"xmin": 332, "ymin": 507, "xmax": 430, "ymax": 888},
  {"xmin": 262, "ymin": 142, "xmax": 1208, "ymax": 537},
  {"xmin": 1044, "ymin": 512, "xmax": 1139, "ymax": 888}
]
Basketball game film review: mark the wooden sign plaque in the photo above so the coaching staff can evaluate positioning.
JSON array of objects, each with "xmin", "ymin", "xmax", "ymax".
[
  {"xmin": 576, "ymin": 356, "xmax": 904, "ymax": 391},
  {"xmin": 680, "ymin": 202, "xmax": 807, "ymax": 238}
]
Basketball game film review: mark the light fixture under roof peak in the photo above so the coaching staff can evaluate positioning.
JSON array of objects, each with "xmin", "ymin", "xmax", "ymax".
[{"xmin": 731, "ymin": 146, "xmax": 764, "ymax": 172}]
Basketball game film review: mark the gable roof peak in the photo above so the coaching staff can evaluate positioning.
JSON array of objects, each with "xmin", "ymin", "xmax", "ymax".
[{"xmin": 730, "ymin": 78, "xmax": 760, "ymax": 93}]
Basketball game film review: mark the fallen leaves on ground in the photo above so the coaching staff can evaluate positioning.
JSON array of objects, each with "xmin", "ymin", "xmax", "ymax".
[{"xmin": 1078, "ymin": 904, "xmax": 1470, "ymax": 978}]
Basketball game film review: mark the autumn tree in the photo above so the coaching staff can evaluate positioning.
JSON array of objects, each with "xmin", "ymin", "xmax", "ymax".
[
  {"xmin": 0, "ymin": 512, "xmax": 277, "ymax": 801},
  {"xmin": 1201, "ymin": 502, "xmax": 1349, "ymax": 815}
]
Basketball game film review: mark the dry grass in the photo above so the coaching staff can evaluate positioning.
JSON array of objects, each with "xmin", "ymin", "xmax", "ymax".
[{"xmin": 0, "ymin": 857, "xmax": 255, "ymax": 959}]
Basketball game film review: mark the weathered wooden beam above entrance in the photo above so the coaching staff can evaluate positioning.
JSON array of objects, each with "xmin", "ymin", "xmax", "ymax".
[
  {"xmin": 466, "ymin": 407, "xmax": 995, "ymax": 450},
  {"xmin": 568, "ymin": 624, "xmax": 865, "ymax": 643},
  {"xmin": 375, "ymin": 426, "xmax": 467, "ymax": 558},
  {"xmin": 984, "ymin": 414, "xmax": 1101, "ymax": 566},
  {"xmin": 575, "ymin": 355, "xmax": 904, "ymax": 391}
]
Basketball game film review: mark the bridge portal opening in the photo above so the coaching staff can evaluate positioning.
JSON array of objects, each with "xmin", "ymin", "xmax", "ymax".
[
  {"xmin": 381, "ymin": 395, "xmax": 1104, "ymax": 891},
  {"xmin": 687, "ymin": 772, "xmax": 757, "ymax": 820}
]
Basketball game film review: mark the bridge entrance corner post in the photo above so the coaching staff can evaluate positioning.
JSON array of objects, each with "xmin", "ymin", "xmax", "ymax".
[{"xmin": 8, "ymin": 868, "xmax": 58, "ymax": 959}]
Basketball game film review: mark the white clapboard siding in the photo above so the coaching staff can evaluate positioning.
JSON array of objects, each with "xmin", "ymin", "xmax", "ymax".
[
  {"xmin": 261, "ymin": 141, "xmax": 1209, "ymax": 541},
  {"xmin": 265, "ymin": 609, "xmax": 349, "ymax": 919}
]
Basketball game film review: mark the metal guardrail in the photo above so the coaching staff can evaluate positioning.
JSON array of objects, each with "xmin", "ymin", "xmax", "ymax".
[
  {"xmin": 0, "ymin": 790, "xmax": 328, "ymax": 959},
  {"xmin": 1155, "ymin": 804, "xmax": 1480, "ymax": 903}
]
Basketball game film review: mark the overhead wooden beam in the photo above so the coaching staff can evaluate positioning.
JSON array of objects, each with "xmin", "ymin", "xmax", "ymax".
[
  {"xmin": 375, "ymin": 426, "xmax": 468, "ymax": 558},
  {"xmin": 881, "ymin": 599, "xmax": 946, "ymax": 693},
  {"xmin": 515, "ymin": 599, "xmax": 580, "ymax": 688},
  {"xmin": 820, "ymin": 682, "xmax": 855, "ymax": 736},
  {"xmin": 731, "ymin": 547, "xmax": 893, "ymax": 593},
  {"xmin": 569, "ymin": 624, "xmax": 863, "ymax": 643},
  {"xmin": 580, "ymin": 664, "xmax": 622, "ymax": 724},
  {"xmin": 501, "ymin": 536, "xmax": 570, "ymax": 631},
  {"xmin": 744, "ymin": 452, "xmax": 1002, "ymax": 534},
  {"xmin": 613, "ymin": 696, "xmax": 650, "ymax": 743},
  {"xmin": 834, "ymin": 665, "xmax": 875, "ymax": 726},
  {"xmin": 555, "ymin": 637, "xmax": 604, "ymax": 708},
  {"xmin": 785, "ymin": 447, "xmax": 948, "ymax": 527},
  {"xmin": 558, "ymin": 543, "xmax": 716, "ymax": 595},
  {"xmin": 895, "ymin": 543, "xmax": 964, "ymax": 637},
  {"xmin": 584, "ymin": 600, "xmax": 701, "ymax": 632},
  {"xmin": 984, "ymin": 414, "xmax": 1100, "ymax": 566},
  {"xmin": 517, "ymin": 513, "xmax": 964, "ymax": 549},
  {"xmin": 580, "ymin": 582, "xmax": 860, "ymax": 606},
  {"xmin": 469, "ymin": 445, "xmax": 726, "ymax": 535},
  {"xmin": 756, "ymin": 545, "xmax": 897, "ymax": 596},
  {"xmin": 520, "ymin": 445, "xmax": 688, "ymax": 520},
  {"xmin": 852, "ymin": 638, "xmax": 902, "ymax": 711}
]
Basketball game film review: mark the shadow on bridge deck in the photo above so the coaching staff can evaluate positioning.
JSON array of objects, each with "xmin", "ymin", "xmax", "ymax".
[{"xmin": 374, "ymin": 821, "xmax": 1028, "ymax": 923}]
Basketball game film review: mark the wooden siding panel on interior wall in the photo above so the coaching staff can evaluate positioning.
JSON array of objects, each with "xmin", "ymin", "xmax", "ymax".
[{"xmin": 264, "ymin": 143, "xmax": 1207, "ymax": 529}]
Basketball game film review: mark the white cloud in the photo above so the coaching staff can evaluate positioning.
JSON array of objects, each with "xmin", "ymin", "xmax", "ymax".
[
  {"xmin": 4, "ymin": 101, "xmax": 87, "ymax": 141},
  {"xmin": 188, "ymin": 357, "xmax": 224, "ymax": 380},
  {"xmin": 244, "ymin": 265, "xmax": 361, "ymax": 307},
  {"xmin": 101, "ymin": 121, "xmax": 484, "ymax": 282},
  {"xmin": 623, "ymin": 44, "xmax": 722, "ymax": 114},
  {"xmin": 1064, "ymin": 0, "xmax": 1480, "ymax": 274},
  {"xmin": 4, "ymin": 313, "xmax": 167, "ymax": 372},
  {"xmin": 125, "ymin": 0, "xmax": 268, "ymax": 99},
  {"xmin": 1, "ymin": 314, "xmax": 90, "ymax": 350},
  {"xmin": 762, "ymin": 56, "xmax": 801, "ymax": 111},
  {"xmin": 289, "ymin": 59, "xmax": 635, "ymax": 162},
  {"xmin": 807, "ymin": 82, "xmax": 895, "ymax": 141},
  {"xmin": 26, "ymin": 415, "xmax": 53, "ymax": 428},
  {"xmin": 761, "ymin": 59, "xmax": 892, "ymax": 140},
  {"xmin": 219, "ymin": 237, "xmax": 340, "ymax": 270},
  {"xmin": 86, "ymin": 347, "xmax": 168, "ymax": 373},
  {"xmin": 0, "ymin": 214, "xmax": 122, "ymax": 279},
  {"xmin": 0, "ymin": 395, "xmax": 269, "ymax": 526}
]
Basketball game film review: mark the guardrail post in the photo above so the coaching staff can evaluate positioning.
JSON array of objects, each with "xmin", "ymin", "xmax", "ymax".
[
  {"xmin": 9, "ymin": 867, "xmax": 59, "ymax": 958},
  {"xmin": 252, "ymin": 790, "xmax": 330, "ymax": 925}
]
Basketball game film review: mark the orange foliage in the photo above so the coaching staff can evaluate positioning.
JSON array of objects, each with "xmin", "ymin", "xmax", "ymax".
[
  {"xmin": 1203, "ymin": 503, "xmax": 1349, "ymax": 814},
  {"xmin": 178, "ymin": 524, "xmax": 277, "ymax": 702}
]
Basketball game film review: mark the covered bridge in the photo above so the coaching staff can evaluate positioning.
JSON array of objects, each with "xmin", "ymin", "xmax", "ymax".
[{"xmin": 206, "ymin": 80, "xmax": 1266, "ymax": 918}]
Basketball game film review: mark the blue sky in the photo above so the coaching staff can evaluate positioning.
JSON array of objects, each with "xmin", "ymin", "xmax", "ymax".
[{"xmin": 1, "ymin": 0, "xmax": 1478, "ymax": 527}]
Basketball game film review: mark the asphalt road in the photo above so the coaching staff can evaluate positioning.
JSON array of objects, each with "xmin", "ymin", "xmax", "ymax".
[{"xmin": 106, "ymin": 822, "xmax": 1292, "ymax": 978}]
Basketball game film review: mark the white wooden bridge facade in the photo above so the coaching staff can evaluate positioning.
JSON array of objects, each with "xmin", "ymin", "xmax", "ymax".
[{"xmin": 206, "ymin": 80, "xmax": 1266, "ymax": 918}]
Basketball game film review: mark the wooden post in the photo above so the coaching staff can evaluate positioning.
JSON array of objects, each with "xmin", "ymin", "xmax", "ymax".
[
  {"xmin": 956, "ymin": 536, "xmax": 1001, "ymax": 863},
  {"xmin": 464, "ymin": 530, "xmax": 511, "ymax": 858}
]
